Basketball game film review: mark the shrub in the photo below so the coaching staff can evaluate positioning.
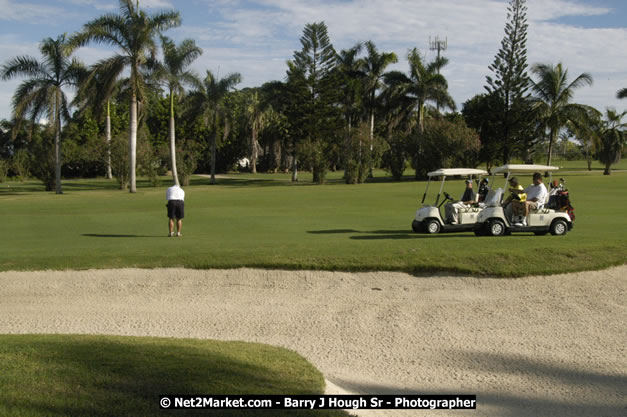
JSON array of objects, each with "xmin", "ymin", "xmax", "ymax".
[
  {"xmin": 176, "ymin": 139, "xmax": 202, "ymax": 186},
  {"xmin": 344, "ymin": 123, "xmax": 388, "ymax": 184},
  {"xmin": 11, "ymin": 149, "xmax": 31, "ymax": 182},
  {"xmin": 382, "ymin": 133, "xmax": 410, "ymax": 181},
  {"xmin": 0, "ymin": 159, "xmax": 9, "ymax": 182}
]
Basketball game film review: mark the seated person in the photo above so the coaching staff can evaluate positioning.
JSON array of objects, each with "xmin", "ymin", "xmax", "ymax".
[
  {"xmin": 503, "ymin": 177, "xmax": 526, "ymax": 224},
  {"xmin": 445, "ymin": 179, "xmax": 476, "ymax": 224},
  {"xmin": 511, "ymin": 172, "xmax": 547, "ymax": 225},
  {"xmin": 477, "ymin": 178, "xmax": 490, "ymax": 204},
  {"xmin": 546, "ymin": 179, "xmax": 562, "ymax": 209}
]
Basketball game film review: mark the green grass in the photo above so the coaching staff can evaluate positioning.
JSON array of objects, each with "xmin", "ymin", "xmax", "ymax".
[
  {"xmin": 1, "ymin": 167, "xmax": 626, "ymax": 276},
  {"xmin": 0, "ymin": 334, "xmax": 350, "ymax": 417}
]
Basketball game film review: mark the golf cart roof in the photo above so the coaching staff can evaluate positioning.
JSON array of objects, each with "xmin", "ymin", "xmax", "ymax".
[
  {"xmin": 493, "ymin": 164, "xmax": 560, "ymax": 173},
  {"xmin": 427, "ymin": 168, "xmax": 488, "ymax": 177}
]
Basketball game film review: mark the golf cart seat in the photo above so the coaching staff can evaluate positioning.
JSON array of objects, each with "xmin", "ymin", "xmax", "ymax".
[{"xmin": 484, "ymin": 188, "xmax": 503, "ymax": 207}]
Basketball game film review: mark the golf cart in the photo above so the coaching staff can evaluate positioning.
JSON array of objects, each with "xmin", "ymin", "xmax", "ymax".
[
  {"xmin": 473, "ymin": 164, "xmax": 574, "ymax": 236},
  {"xmin": 412, "ymin": 168, "xmax": 488, "ymax": 234}
]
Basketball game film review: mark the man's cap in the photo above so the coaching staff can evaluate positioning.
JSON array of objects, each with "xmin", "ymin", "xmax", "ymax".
[
  {"xmin": 508, "ymin": 177, "xmax": 518, "ymax": 183},
  {"xmin": 481, "ymin": 178, "xmax": 489, "ymax": 183},
  {"xmin": 465, "ymin": 179, "xmax": 472, "ymax": 184}
]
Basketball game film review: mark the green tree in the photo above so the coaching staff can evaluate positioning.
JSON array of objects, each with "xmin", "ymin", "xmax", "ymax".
[
  {"xmin": 245, "ymin": 90, "xmax": 271, "ymax": 174},
  {"xmin": 384, "ymin": 48, "xmax": 455, "ymax": 178},
  {"xmin": 597, "ymin": 109, "xmax": 626, "ymax": 175},
  {"xmin": 74, "ymin": 68, "xmax": 125, "ymax": 180},
  {"xmin": 153, "ymin": 36, "xmax": 202, "ymax": 186},
  {"xmin": 286, "ymin": 21, "xmax": 340, "ymax": 183},
  {"xmin": 187, "ymin": 70, "xmax": 241, "ymax": 184},
  {"xmin": 70, "ymin": 0, "xmax": 181, "ymax": 193},
  {"xmin": 530, "ymin": 62, "xmax": 595, "ymax": 166},
  {"xmin": 1, "ymin": 34, "xmax": 86, "ymax": 193},
  {"xmin": 415, "ymin": 118, "xmax": 481, "ymax": 177},
  {"xmin": 485, "ymin": 0, "xmax": 532, "ymax": 164},
  {"xmin": 618, "ymin": 88, "xmax": 627, "ymax": 99},
  {"xmin": 359, "ymin": 41, "xmax": 397, "ymax": 177}
]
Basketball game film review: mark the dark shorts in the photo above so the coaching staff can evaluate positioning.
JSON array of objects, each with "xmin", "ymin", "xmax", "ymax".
[{"xmin": 167, "ymin": 200, "xmax": 184, "ymax": 219}]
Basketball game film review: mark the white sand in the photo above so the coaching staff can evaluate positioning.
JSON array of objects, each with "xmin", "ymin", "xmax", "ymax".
[{"xmin": 1, "ymin": 266, "xmax": 625, "ymax": 417}]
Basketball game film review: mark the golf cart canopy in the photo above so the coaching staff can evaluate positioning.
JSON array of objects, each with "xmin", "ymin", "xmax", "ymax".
[
  {"xmin": 493, "ymin": 164, "xmax": 559, "ymax": 174},
  {"xmin": 427, "ymin": 168, "xmax": 488, "ymax": 177}
]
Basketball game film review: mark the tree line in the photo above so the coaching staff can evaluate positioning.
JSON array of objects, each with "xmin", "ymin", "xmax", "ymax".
[{"xmin": 0, "ymin": 0, "xmax": 625, "ymax": 193}]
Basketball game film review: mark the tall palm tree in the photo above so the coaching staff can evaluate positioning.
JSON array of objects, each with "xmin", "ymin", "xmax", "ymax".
[
  {"xmin": 187, "ymin": 70, "xmax": 241, "ymax": 184},
  {"xmin": 360, "ymin": 42, "xmax": 397, "ymax": 141},
  {"xmin": 385, "ymin": 48, "xmax": 455, "ymax": 136},
  {"xmin": 597, "ymin": 108, "xmax": 626, "ymax": 175},
  {"xmin": 337, "ymin": 44, "xmax": 364, "ymax": 134},
  {"xmin": 69, "ymin": 0, "xmax": 180, "ymax": 192},
  {"xmin": 245, "ymin": 91, "xmax": 270, "ymax": 174},
  {"xmin": 74, "ymin": 67, "xmax": 124, "ymax": 180},
  {"xmin": 530, "ymin": 62, "xmax": 594, "ymax": 166},
  {"xmin": 384, "ymin": 48, "xmax": 455, "ymax": 179},
  {"xmin": 618, "ymin": 88, "xmax": 627, "ymax": 99},
  {"xmin": 359, "ymin": 41, "xmax": 397, "ymax": 175},
  {"xmin": 153, "ymin": 36, "xmax": 202, "ymax": 186},
  {"xmin": 1, "ymin": 34, "xmax": 86, "ymax": 194}
]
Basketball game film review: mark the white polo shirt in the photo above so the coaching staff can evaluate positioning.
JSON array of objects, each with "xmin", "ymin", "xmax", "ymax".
[
  {"xmin": 524, "ymin": 183, "xmax": 547, "ymax": 204},
  {"xmin": 166, "ymin": 185, "xmax": 185, "ymax": 201}
]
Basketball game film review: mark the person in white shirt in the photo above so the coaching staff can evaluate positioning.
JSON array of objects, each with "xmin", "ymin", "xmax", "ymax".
[
  {"xmin": 166, "ymin": 184, "xmax": 185, "ymax": 237},
  {"xmin": 512, "ymin": 172, "xmax": 547, "ymax": 224}
]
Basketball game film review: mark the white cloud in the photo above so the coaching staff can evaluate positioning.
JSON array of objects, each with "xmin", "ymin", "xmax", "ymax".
[
  {"xmin": 0, "ymin": 0, "xmax": 67, "ymax": 21},
  {"xmin": 0, "ymin": 0, "xmax": 625, "ymax": 120},
  {"xmin": 60, "ymin": 0, "xmax": 117, "ymax": 10}
]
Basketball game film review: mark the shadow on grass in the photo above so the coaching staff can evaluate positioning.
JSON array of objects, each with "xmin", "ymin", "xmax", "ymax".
[
  {"xmin": 329, "ymin": 349, "xmax": 626, "ymax": 417},
  {"xmin": 82, "ymin": 234, "xmax": 164, "ymax": 238},
  {"xmin": 308, "ymin": 229, "xmax": 475, "ymax": 239},
  {"xmin": 0, "ymin": 335, "xmax": 350, "ymax": 417}
]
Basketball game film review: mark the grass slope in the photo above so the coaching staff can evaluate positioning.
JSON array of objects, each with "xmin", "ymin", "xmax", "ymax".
[
  {"xmin": 1, "ymin": 168, "xmax": 626, "ymax": 276},
  {"xmin": 0, "ymin": 334, "xmax": 350, "ymax": 417}
]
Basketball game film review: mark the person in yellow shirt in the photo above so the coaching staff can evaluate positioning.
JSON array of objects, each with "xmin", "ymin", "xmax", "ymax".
[{"xmin": 503, "ymin": 177, "xmax": 526, "ymax": 225}]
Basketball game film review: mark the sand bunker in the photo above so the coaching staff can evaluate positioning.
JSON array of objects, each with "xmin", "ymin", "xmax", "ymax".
[{"xmin": 1, "ymin": 266, "xmax": 625, "ymax": 416}]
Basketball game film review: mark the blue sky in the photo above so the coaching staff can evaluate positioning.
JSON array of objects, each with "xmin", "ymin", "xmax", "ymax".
[{"xmin": 0, "ymin": 0, "xmax": 625, "ymax": 121}]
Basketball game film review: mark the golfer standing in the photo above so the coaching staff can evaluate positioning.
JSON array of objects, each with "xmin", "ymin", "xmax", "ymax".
[{"xmin": 166, "ymin": 184, "xmax": 185, "ymax": 237}]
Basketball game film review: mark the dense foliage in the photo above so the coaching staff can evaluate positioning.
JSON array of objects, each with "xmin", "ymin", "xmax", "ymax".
[{"xmin": 0, "ymin": 0, "xmax": 623, "ymax": 190}]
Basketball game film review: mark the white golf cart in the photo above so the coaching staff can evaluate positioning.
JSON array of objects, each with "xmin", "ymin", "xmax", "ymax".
[
  {"xmin": 412, "ymin": 168, "xmax": 488, "ymax": 234},
  {"xmin": 473, "ymin": 164, "xmax": 574, "ymax": 236}
]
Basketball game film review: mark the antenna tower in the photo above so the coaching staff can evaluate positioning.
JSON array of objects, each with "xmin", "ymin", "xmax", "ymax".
[{"xmin": 429, "ymin": 35, "xmax": 448, "ymax": 63}]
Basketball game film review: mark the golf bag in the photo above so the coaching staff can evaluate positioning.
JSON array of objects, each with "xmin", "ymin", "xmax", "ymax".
[{"xmin": 547, "ymin": 189, "xmax": 575, "ymax": 221}]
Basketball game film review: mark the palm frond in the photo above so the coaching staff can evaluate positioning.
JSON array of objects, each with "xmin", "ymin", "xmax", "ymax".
[{"xmin": 1, "ymin": 56, "xmax": 47, "ymax": 81}]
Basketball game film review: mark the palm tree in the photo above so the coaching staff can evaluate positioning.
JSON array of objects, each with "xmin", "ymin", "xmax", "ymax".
[
  {"xmin": 385, "ymin": 48, "xmax": 455, "ymax": 135},
  {"xmin": 337, "ymin": 44, "xmax": 364, "ymax": 134},
  {"xmin": 618, "ymin": 88, "xmax": 627, "ymax": 99},
  {"xmin": 245, "ymin": 91, "xmax": 270, "ymax": 174},
  {"xmin": 1, "ymin": 34, "xmax": 86, "ymax": 194},
  {"xmin": 153, "ymin": 36, "xmax": 202, "ymax": 186},
  {"xmin": 74, "ymin": 67, "xmax": 124, "ymax": 180},
  {"xmin": 359, "ymin": 41, "xmax": 397, "ymax": 163},
  {"xmin": 530, "ymin": 62, "xmax": 594, "ymax": 166},
  {"xmin": 69, "ymin": 0, "xmax": 180, "ymax": 192},
  {"xmin": 597, "ymin": 108, "xmax": 626, "ymax": 175},
  {"xmin": 384, "ymin": 48, "xmax": 455, "ymax": 179},
  {"xmin": 187, "ymin": 70, "xmax": 241, "ymax": 184}
]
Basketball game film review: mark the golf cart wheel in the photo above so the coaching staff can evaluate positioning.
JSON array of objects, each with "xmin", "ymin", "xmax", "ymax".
[
  {"xmin": 488, "ymin": 219, "xmax": 506, "ymax": 236},
  {"xmin": 425, "ymin": 219, "xmax": 441, "ymax": 234},
  {"xmin": 411, "ymin": 220, "xmax": 423, "ymax": 233},
  {"xmin": 550, "ymin": 219, "xmax": 568, "ymax": 236}
]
